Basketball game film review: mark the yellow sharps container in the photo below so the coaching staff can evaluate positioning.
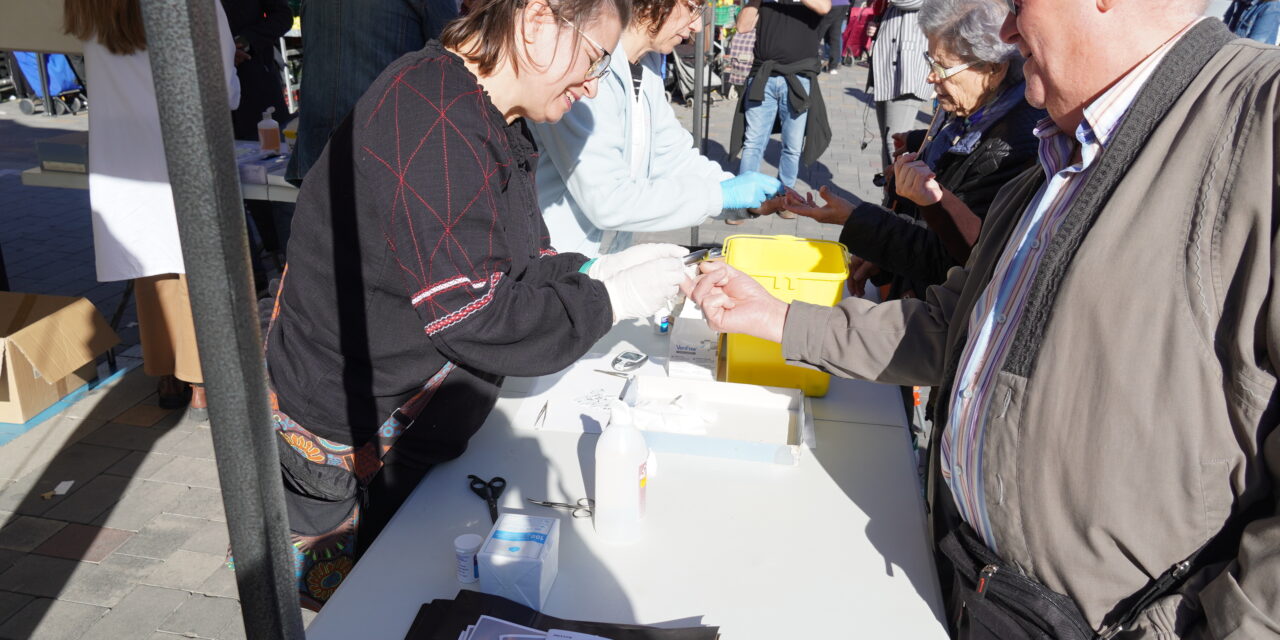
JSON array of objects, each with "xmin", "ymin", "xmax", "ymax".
[{"xmin": 722, "ymin": 234, "xmax": 850, "ymax": 396}]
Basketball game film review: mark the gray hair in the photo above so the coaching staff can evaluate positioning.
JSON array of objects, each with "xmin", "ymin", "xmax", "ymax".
[{"xmin": 919, "ymin": 0, "xmax": 1021, "ymax": 68}]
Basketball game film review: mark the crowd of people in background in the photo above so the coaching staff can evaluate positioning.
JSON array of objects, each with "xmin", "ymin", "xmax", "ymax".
[{"xmin": 60, "ymin": 0, "xmax": 1280, "ymax": 636}]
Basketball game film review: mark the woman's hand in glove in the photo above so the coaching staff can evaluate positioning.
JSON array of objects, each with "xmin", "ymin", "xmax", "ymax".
[
  {"xmin": 603, "ymin": 256, "xmax": 691, "ymax": 322},
  {"xmin": 588, "ymin": 243, "xmax": 689, "ymax": 281},
  {"xmin": 720, "ymin": 172, "xmax": 783, "ymax": 210}
]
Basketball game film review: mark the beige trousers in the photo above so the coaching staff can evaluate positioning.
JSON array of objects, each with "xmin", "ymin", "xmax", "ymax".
[{"xmin": 133, "ymin": 274, "xmax": 203, "ymax": 384}]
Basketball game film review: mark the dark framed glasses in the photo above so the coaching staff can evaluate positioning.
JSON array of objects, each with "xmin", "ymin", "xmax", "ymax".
[{"xmin": 562, "ymin": 19, "xmax": 611, "ymax": 80}]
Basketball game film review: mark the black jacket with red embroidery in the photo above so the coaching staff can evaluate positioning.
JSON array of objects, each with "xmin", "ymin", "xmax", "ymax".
[{"xmin": 267, "ymin": 42, "xmax": 612, "ymax": 448}]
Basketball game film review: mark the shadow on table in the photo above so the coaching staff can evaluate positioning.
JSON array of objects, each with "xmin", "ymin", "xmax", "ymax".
[{"xmin": 810, "ymin": 423, "xmax": 946, "ymax": 628}]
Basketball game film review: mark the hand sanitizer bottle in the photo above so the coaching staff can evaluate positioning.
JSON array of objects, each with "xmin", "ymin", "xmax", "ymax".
[
  {"xmin": 257, "ymin": 106, "xmax": 280, "ymax": 153},
  {"xmin": 594, "ymin": 400, "xmax": 648, "ymax": 543}
]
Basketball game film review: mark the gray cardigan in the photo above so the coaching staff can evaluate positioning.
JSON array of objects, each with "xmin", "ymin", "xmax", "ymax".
[{"xmin": 781, "ymin": 20, "xmax": 1280, "ymax": 637}]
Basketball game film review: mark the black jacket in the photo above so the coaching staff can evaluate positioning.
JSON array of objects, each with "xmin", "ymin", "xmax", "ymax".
[
  {"xmin": 729, "ymin": 57, "xmax": 831, "ymax": 167},
  {"xmin": 840, "ymin": 98, "xmax": 1045, "ymax": 293},
  {"xmin": 267, "ymin": 43, "xmax": 612, "ymax": 452},
  {"xmin": 220, "ymin": 0, "xmax": 292, "ymax": 139}
]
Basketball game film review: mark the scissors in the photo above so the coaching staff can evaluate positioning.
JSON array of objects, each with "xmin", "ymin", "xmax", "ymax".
[
  {"xmin": 527, "ymin": 497, "xmax": 594, "ymax": 518},
  {"xmin": 468, "ymin": 475, "xmax": 506, "ymax": 524}
]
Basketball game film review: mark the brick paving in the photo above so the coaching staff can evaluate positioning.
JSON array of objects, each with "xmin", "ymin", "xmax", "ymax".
[{"xmin": 0, "ymin": 55, "xmax": 892, "ymax": 638}]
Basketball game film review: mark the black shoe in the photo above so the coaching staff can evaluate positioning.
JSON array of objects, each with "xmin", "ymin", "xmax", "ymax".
[{"xmin": 157, "ymin": 375, "xmax": 191, "ymax": 410}]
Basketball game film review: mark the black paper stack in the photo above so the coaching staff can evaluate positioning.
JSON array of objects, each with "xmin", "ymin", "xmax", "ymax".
[{"xmin": 404, "ymin": 590, "xmax": 720, "ymax": 640}]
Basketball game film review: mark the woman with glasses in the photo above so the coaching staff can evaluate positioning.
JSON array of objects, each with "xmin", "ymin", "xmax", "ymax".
[
  {"xmin": 529, "ymin": 0, "xmax": 783, "ymax": 257},
  {"xmin": 786, "ymin": 0, "xmax": 1043, "ymax": 299},
  {"xmin": 263, "ymin": 0, "xmax": 691, "ymax": 608}
]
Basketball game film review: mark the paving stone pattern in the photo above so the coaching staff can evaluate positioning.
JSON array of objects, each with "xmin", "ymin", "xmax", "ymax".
[{"xmin": 0, "ymin": 56, "xmax": 888, "ymax": 638}]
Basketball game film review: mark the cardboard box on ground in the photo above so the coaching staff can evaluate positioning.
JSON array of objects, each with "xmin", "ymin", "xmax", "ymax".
[{"xmin": 0, "ymin": 292, "xmax": 119, "ymax": 424}]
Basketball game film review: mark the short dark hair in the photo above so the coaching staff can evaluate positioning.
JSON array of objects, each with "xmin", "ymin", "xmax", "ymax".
[{"xmin": 441, "ymin": 0, "xmax": 632, "ymax": 76}]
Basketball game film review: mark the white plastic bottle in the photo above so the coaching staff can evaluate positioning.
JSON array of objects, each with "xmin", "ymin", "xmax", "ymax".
[
  {"xmin": 257, "ymin": 106, "xmax": 280, "ymax": 153},
  {"xmin": 594, "ymin": 400, "xmax": 649, "ymax": 543}
]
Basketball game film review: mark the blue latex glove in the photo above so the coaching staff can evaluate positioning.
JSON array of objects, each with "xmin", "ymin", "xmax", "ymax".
[{"xmin": 720, "ymin": 172, "xmax": 783, "ymax": 210}]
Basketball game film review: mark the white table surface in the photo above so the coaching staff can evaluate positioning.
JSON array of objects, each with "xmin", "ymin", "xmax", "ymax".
[{"xmin": 307, "ymin": 323, "xmax": 946, "ymax": 639}]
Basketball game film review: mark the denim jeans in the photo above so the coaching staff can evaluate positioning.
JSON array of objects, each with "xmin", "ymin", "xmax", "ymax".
[
  {"xmin": 738, "ymin": 74, "xmax": 810, "ymax": 188},
  {"xmin": 285, "ymin": 0, "xmax": 458, "ymax": 184},
  {"xmin": 1228, "ymin": 1, "xmax": 1280, "ymax": 45}
]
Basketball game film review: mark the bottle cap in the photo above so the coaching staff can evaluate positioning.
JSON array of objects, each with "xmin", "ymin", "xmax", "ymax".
[{"xmin": 454, "ymin": 533, "xmax": 483, "ymax": 552}]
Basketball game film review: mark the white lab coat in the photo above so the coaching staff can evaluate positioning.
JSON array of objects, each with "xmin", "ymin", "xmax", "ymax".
[{"xmin": 85, "ymin": 5, "xmax": 240, "ymax": 282}]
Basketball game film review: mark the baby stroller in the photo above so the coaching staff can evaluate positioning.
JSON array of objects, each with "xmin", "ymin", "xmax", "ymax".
[
  {"xmin": 11, "ymin": 51, "xmax": 86, "ymax": 116},
  {"xmin": 665, "ymin": 39, "xmax": 725, "ymax": 107}
]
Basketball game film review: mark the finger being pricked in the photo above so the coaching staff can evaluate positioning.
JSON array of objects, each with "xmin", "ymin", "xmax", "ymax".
[
  {"xmin": 698, "ymin": 259, "xmax": 733, "ymax": 285},
  {"xmin": 688, "ymin": 271, "xmax": 725, "ymax": 304}
]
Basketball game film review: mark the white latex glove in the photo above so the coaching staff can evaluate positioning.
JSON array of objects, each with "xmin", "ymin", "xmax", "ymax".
[
  {"xmin": 602, "ymin": 256, "xmax": 688, "ymax": 322},
  {"xmin": 588, "ymin": 243, "xmax": 689, "ymax": 281}
]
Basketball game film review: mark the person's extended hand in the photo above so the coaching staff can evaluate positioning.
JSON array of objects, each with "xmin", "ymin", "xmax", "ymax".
[
  {"xmin": 847, "ymin": 255, "xmax": 881, "ymax": 298},
  {"xmin": 235, "ymin": 50, "xmax": 251, "ymax": 65},
  {"xmin": 781, "ymin": 185, "xmax": 857, "ymax": 226},
  {"xmin": 893, "ymin": 152, "xmax": 944, "ymax": 206},
  {"xmin": 866, "ymin": 21, "xmax": 879, "ymax": 38},
  {"xmin": 588, "ymin": 243, "xmax": 689, "ymax": 281},
  {"xmin": 720, "ymin": 172, "xmax": 783, "ymax": 210},
  {"xmin": 681, "ymin": 261, "xmax": 788, "ymax": 343}
]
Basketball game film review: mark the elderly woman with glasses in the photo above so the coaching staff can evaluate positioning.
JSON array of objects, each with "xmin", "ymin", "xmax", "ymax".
[
  {"xmin": 262, "ymin": 0, "xmax": 694, "ymax": 608},
  {"xmin": 787, "ymin": 0, "xmax": 1044, "ymax": 299},
  {"xmin": 529, "ymin": 0, "xmax": 783, "ymax": 257}
]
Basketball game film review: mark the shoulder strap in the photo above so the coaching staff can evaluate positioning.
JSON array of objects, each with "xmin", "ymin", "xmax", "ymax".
[{"xmin": 1002, "ymin": 19, "xmax": 1237, "ymax": 379}]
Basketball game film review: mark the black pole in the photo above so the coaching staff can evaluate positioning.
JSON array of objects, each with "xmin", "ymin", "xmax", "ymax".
[{"xmin": 136, "ymin": 1, "xmax": 303, "ymax": 638}]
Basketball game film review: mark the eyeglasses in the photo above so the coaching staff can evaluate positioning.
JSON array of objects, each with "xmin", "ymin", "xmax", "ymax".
[
  {"xmin": 562, "ymin": 19, "xmax": 612, "ymax": 80},
  {"xmin": 1005, "ymin": 0, "xmax": 1019, "ymax": 15},
  {"xmin": 683, "ymin": 0, "xmax": 707, "ymax": 18},
  {"xmin": 924, "ymin": 53, "xmax": 975, "ymax": 80}
]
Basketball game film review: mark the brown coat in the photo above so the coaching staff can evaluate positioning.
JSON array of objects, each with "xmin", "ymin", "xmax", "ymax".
[{"xmin": 781, "ymin": 21, "xmax": 1280, "ymax": 638}]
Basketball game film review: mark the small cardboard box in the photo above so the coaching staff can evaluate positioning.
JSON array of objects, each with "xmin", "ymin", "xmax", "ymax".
[
  {"xmin": 0, "ymin": 292, "xmax": 119, "ymax": 424},
  {"xmin": 666, "ymin": 299, "xmax": 718, "ymax": 381},
  {"xmin": 478, "ymin": 513, "xmax": 560, "ymax": 610}
]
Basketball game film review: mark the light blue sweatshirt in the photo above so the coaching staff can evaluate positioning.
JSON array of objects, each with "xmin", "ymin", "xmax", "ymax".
[{"xmin": 529, "ymin": 46, "xmax": 732, "ymax": 257}]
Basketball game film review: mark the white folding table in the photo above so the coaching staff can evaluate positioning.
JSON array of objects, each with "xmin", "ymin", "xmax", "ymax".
[{"xmin": 306, "ymin": 322, "xmax": 947, "ymax": 639}]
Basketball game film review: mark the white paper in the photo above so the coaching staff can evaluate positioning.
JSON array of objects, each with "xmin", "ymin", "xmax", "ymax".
[
  {"xmin": 512, "ymin": 353, "xmax": 666, "ymax": 433},
  {"xmin": 53, "ymin": 480, "xmax": 74, "ymax": 496},
  {"xmin": 547, "ymin": 631, "xmax": 612, "ymax": 640},
  {"xmin": 468, "ymin": 615, "xmax": 544, "ymax": 640}
]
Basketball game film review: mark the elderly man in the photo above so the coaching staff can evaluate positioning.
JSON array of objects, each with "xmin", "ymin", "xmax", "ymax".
[{"xmin": 687, "ymin": 0, "xmax": 1280, "ymax": 637}]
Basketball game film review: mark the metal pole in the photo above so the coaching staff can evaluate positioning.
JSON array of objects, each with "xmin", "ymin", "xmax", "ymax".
[
  {"xmin": 137, "ymin": 1, "xmax": 304, "ymax": 638},
  {"xmin": 690, "ymin": 21, "xmax": 706, "ymax": 247},
  {"xmin": 36, "ymin": 53, "xmax": 53, "ymax": 117}
]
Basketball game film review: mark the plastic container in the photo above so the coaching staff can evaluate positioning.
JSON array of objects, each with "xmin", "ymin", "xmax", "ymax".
[
  {"xmin": 722, "ymin": 234, "xmax": 849, "ymax": 397},
  {"xmin": 454, "ymin": 533, "xmax": 483, "ymax": 583},
  {"xmin": 593, "ymin": 401, "xmax": 649, "ymax": 544},
  {"xmin": 257, "ymin": 106, "xmax": 280, "ymax": 153}
]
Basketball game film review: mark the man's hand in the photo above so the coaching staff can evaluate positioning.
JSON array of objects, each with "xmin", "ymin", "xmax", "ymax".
[
  {"xmin": 847, "ymin": 255, "xmax": 881, "ymax": 298},
  {"xmin": 866, "ymin": 20, "xmax": 879, "ymax": 38},
  {"xmin": 681, "ymin": 261, "xmax": 788, "ymax": 343},
  {"xmin": 781, "ymin": 185, "xmax": 857, "ymax": 226},
  {"xmin": 893, "ymin": 152, "xmax": 944, "ymax": 206}
]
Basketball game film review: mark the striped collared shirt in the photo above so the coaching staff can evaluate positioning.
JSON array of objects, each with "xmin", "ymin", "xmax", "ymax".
[{"xmin": 939, "ymin": 19, "xmax": 1203, "ymax": 550}]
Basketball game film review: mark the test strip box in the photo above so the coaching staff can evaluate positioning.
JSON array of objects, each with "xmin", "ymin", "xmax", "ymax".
[{"xmin": 478, "ymin": 513, "xmax": 560, "ymax": 610}]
